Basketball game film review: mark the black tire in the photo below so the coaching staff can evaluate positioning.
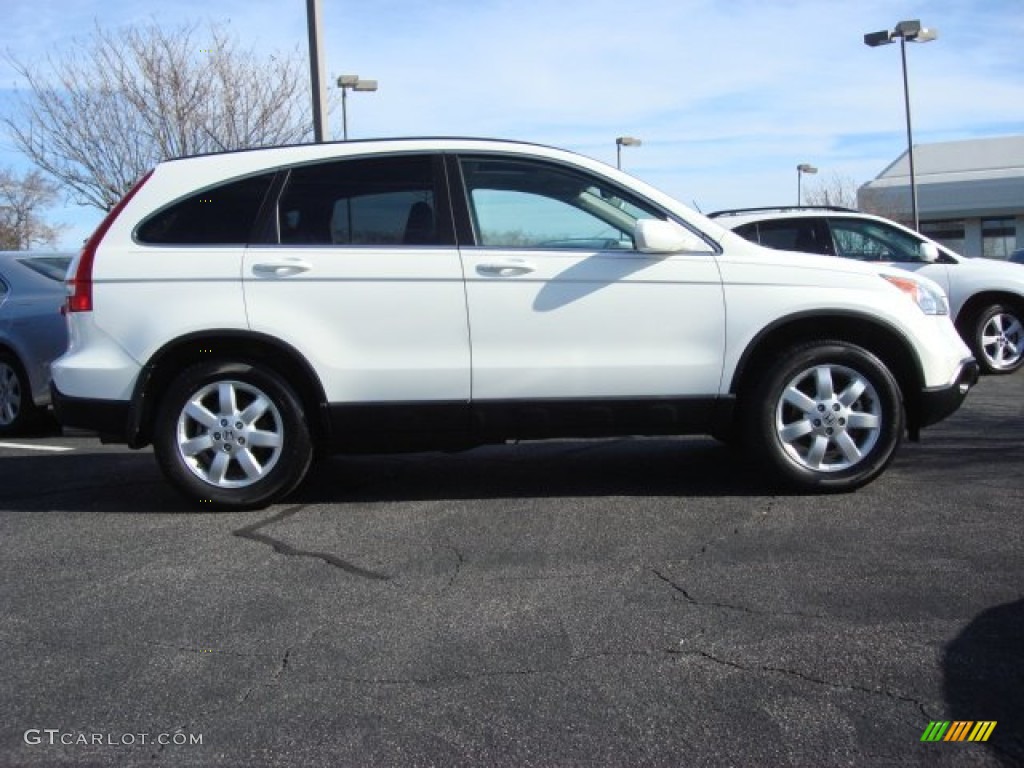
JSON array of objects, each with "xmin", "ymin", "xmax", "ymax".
[
  {"xmin": 743, "ymin": 341, "xmax": 904, "ymax": 492},
  {"xmin": 0, "ymin": 350, "xmax": 43, "ymax": 437},
  {"xmin": 153, "ymin": 361, "xmax": 313, "ymax": 510},
  {"xmin": 966, "ymin": 303, "xmax": 1024, "ymax": 375}
]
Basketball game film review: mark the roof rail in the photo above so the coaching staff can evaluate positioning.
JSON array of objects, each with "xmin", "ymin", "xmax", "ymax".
[{"xmin": 708, "ymin": 205, "xmax": 858, "ymax": 218}]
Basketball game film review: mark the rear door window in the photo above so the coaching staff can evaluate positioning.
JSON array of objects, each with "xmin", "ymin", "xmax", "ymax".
[{"xmin": 276, "ymin": 155, "xmax": 451, "ymax": 246}]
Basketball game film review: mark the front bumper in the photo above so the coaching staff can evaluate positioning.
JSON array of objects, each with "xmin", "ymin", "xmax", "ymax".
[{"xmin": 914, "ymin": 358, "xmax": 980, "ymax": 434}]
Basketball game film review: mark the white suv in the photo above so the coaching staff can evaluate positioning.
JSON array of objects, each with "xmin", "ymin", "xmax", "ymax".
[
  {"xmin": 51, "ymin": 139, "xmax": 978, "ymax": 508},
  {"xmin": 712, "ymin": 206, "xmax": 1024, "ymax": 374}
]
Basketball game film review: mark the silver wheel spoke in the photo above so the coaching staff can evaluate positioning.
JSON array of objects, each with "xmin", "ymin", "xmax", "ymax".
[
  {"xmin": 218, "ymin": 381, "xmax": 237, "ymax": 416},
  {"xmin": 814, "ymin": 366, "xmax": 835, "ymax": 400},
  {"xmin": 180, "ymin": 434, "xmax": 215, "ymax": 456},
  {"xmin": 247, "ymin": 428, "xmax": 282, "ymax": 448},
  {"xmin": 835, "ymin": 431, "xmax": 863, "ymax": 463},
  {"xmin": 783, "ymin": 386, "xmax": 818, "ymax": 413},
  {"xmin": 235, "ymin": 448, "xmax": 264, "ymax": 480},
  {"xmin": 838, "ymin": 378, "xmax": 867, "ymax": 407},
  {"xmin": 207, "ymin": 451, "xmax": 231, "ymax": 485},
  {"xmin": 0, "ymin": 365, "xmax": 20, "ymax": 424},
  {"xmin": 779, "ymin": 419, "xmax": 814, "ymax": 443},
  {"xmin": 805, "ymin": 434, "xmax": 829, "ymax": 468},
  {"xmin": 847, "ymin": 411, "xmax": 881, "ymax": 430},
  {"xmin": 184, "ymin": 400, "xmax": 220, "ymax": 429},
  {"xmin": 239, "ymin": 395, "xmax": 271, "ymax": 425}
]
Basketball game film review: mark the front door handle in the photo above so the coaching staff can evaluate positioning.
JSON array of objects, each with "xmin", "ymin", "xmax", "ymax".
[
  {"xmin": 477, "ymin": 261, "xmax": 535, "ymax": 277},
  {"xmin": 252, "ymin": 260, "xmax": 312, "ymax": 277}
]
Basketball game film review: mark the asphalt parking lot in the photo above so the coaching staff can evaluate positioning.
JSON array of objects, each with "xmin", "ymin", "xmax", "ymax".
[{"xmin": 1, "ymin": 374, "xmax": 1022, "ymax": 767}]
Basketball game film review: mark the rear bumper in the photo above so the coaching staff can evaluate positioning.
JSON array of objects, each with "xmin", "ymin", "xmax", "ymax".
[
  {"xmin": 916, "ymin": 358, "xmax": 980, "ymax": 431},
  {"xmin": 50, "ymin": 383, "xmax": 131, "ymax": 442}
]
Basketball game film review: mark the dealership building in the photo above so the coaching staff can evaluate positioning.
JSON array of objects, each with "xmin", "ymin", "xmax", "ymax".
[{"xmin": 858, "ymin": 135, "xmax": 1024, "ymax": 259}]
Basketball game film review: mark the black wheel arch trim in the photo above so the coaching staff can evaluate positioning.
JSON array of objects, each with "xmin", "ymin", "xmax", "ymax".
[
  {"xmin": 729, "ymin": 309, "xmax": 928, "ymax": 427},
  {"xmin": 127, "ymin": 330, "xmax": 329, "ymax": 448}
]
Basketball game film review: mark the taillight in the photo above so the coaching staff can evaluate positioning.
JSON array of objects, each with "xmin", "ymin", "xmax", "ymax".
[{"xmin": 66, "ymin": 170, "xmax": 154, "ymax": 313}]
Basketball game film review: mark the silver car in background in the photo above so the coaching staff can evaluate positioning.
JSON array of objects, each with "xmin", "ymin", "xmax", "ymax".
[{"xmin": 0, "ymin": 252, "xmax": 72, "ymax": 435}]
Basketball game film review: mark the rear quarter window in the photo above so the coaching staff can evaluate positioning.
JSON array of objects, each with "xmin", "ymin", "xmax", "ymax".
[{"xmin": 135, "ymin": 173, "xmax": 275, "ymax": 245}]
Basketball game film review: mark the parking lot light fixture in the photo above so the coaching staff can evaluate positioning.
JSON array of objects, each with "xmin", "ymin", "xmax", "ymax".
[
  {"xmin": 615, "ymin": 136, "xmax": 642, "ymax": 170},
  {"xmin": 797, "ymin": 163, "xmax": 818, "ymax": 205},
  {"xmin": 864, "ymin": 19, "xmax": 938, "ymax": 231},
  {"xmin": 337, "ymin": 75, "xmax": 379, "ymax": 140}
]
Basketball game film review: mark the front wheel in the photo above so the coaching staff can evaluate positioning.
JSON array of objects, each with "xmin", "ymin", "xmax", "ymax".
[
  {"xmin": 744, "ymin": 342, "xmax": 904, "ymax": 492},
  {"xmin": 153, "ymin": 362, "xmax": 313, "ymax": 509},
  {"xmin": 968, "ymin": 304, "xmax": 1024, "ymax": 374}
]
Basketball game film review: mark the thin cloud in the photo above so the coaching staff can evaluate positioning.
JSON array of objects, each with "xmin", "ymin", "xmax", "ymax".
[{"xmin": 2, "ymin": 0, "xmax": 1021, "ymax": 245}]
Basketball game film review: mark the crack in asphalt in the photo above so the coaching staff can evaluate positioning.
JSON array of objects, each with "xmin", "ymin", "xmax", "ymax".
[
  {"xmin": 331, "ymin": 667, "xmax": 550, "ymax": 687},
  {"xmin": 239, "ymin": 648, "xmax": 292, "ymax": 703},
  {"xmin": 677, "ymin": 498, "xmax": 778, "ymax": 565},
  {"xmin": 233, "ymin": 504, "xmax": 390, "ymax": 581},
  {"xmin": 444, "ymin": 545, "xmax": 465, "ymax": 590},
  {"xmin": 672, "ymin": 647, "xmax": 936, "ymax": 719},
  {"xmin": 651, "ymin": 568, "xmax": 826, "ymax": 620},
  {"xmin": 147, "ymin": 649, "xmax": 292, "ymax": 760},
  {"xmin": 141, "ymin": 640, "xmax": 280, "ymax": 659}
]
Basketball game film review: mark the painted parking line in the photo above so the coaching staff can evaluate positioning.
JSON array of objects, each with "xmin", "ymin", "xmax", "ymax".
[{"xmin": 0, "ymin": 442, "xmax": 74, "ymax": 452}]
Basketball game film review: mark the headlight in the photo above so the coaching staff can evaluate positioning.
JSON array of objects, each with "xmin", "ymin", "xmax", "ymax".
[{"xmin": 881, "ymin": 274, "xmax": 949, "ymax": 315}]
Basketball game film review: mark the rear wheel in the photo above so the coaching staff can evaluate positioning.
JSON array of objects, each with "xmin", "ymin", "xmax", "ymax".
[
  {"xmin": 0, "ymin": 351, "xmax": 43, "ymax": 437},
  {"xmin": 745, "ymin": 341, "xmax": 904, "ymax": 492},
  {"xmin": 153, "ymin": 361, "xmax": 313, "ymax": 509},
  {"xmin": 968, "ymin": 304, "xmax": 1024, "ymax": 374}
]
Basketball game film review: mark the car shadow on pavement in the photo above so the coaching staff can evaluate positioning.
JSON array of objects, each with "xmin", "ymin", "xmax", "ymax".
[
  {"xmin": 1, "ymin": 424, "xmax": 1018, "ymax": 513},
  {"xmin": 0, "ymin": 451, "xmax": 185, "ymax": 513},
  {"xmin": 942, "ymin": 598, "xmax": 1024, "ymax": 765},
  {"xmin": 295, "ymin": 437, "xmax": 777, "ymax": 504},
  {"xmin": 0, "ymin": 437, "xmax": 767, "ymax": 513}
]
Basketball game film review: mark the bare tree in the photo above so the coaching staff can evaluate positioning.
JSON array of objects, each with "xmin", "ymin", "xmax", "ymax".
[
  {"xmin": 4, "ymin": 21, "xmax": 313, "ymax": 211},
  {"xmin": 0, "ymin": 168, "xmax": 64, "ymax": 250},
  {"xmin": 803, "ymin": 172, "xmax": 861, "ymax": 210}
]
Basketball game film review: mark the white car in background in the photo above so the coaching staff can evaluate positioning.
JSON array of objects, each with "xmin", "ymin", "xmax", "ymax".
[
  {"xmin": 50, "ymin": 139, "xmax": 978, "ymax": 508},
  {"xmin": 712, "ymin": 207, "xmax": 1024, "ymax": 374}
]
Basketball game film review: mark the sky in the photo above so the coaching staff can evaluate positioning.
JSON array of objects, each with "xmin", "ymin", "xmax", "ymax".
[{"xmin": 2, "ymin": 0, "xmax": 1023, "ymax": 249}]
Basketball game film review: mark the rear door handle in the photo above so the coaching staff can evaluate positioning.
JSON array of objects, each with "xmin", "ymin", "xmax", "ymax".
[
  {"xmin": 477, "ymin": 261, "xmax": 535, "ymax": 277},
  {"xmin": 251, "ymin": 259, "xmax": 312, "ymax": 277}
]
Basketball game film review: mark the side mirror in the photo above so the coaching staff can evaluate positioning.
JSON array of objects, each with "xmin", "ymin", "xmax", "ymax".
[
  {"xmin": 635, "ymin": 219, "xmax": 709, "ymax": 254},
  {"xmin": 919, "ymin": 242, "xmax": 940, "ymax": 263}
]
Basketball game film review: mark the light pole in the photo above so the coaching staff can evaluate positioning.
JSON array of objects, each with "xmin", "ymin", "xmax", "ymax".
[
  {"xmin": 337, "ymin": 75, "xmax": 379, "ymax": 140},
  {"xmin": 864, "ymin": 19, "xmax": 938, "ymax": 231},
  {"xmin": 615, "ymin": 136, "xmax": 641, "ymax": 170},
  {"xmin": 305, "ymin": 0, "xmax": 328, "ymax": 143},
  {"xmin": 796, "ymin": 163, "xmax": 817, "ymax": 205}
]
